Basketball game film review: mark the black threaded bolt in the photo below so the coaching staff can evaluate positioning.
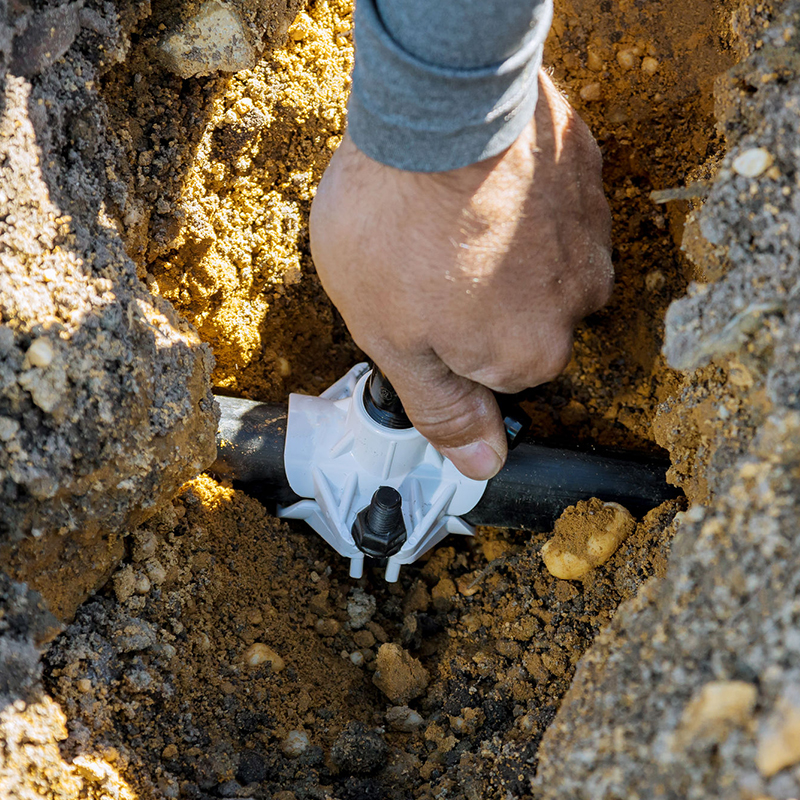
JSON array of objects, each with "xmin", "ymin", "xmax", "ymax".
[{"xmin": 352, "ymin": 486, "xmax": 407, "ymax": 559}]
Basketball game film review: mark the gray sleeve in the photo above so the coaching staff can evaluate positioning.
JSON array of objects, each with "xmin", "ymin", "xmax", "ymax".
[{"xmin": 346, "ymin": 0, "xmax": 553, "ymax": 173}]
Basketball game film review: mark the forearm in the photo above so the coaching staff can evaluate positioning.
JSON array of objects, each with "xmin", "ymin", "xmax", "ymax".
[{"xmin": 348, "ymin": 0, "xmax": 553, "ymax": 172}]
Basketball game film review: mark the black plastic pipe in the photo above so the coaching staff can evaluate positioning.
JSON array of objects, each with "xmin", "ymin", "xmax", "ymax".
[{"xmin": 211, "ymin": 395, "xmax": 682, "ymax": 529}]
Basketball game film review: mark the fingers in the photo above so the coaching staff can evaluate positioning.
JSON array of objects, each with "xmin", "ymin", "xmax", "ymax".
[{"xmin": 381, "ymin": 355, "xmax": 508, "ymax": 481}]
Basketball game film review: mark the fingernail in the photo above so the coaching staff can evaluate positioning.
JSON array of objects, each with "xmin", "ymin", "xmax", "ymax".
[{"xmin": 440, "ymin": 441, "xmax": 503, "ymax": 480}]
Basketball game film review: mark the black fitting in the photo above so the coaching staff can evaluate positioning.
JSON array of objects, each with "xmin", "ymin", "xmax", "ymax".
[
  {"xmin": 363, "ymin": 367, "xmax": 412, "ymax": 430},
  {"xmin": 352, "ymin": 486, "xmax": 407, "ymax": 559}
]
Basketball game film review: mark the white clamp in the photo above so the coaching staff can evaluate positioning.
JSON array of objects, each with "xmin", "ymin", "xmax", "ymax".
[{"xmin": 276, "ymin": 364, "xmax": 488, "ymax": 581}]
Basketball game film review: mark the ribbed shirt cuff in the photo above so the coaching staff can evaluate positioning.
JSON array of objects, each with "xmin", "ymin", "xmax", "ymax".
[{"xmin": 347, "ymin": 0, "xmax": 552, "ymax": 173}]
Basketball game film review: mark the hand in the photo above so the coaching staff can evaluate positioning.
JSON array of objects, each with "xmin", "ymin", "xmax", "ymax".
[{"xmin": 309, "ymin": 71, "xmax": 612, "ymax": 480}]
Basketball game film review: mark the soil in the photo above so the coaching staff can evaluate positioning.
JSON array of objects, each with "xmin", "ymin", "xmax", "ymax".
[{"xmin": 3, "ymin": 0, "xmax": 796, "ymax": 798}]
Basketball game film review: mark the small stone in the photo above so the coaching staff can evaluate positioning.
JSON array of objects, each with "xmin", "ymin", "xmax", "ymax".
[
  {"xmin": 732, "ymin": 147, "xmax": 774, "ymax": 178},
  {"xmin": 580, "ymin": 82, "xmax": 602, "ymax": 101},
  {"xmin": 242, "ymin": 643, "xmax": 285, "ymax": 672},
  {"xmin": 353, "ymin": 629, "xmax": 375, "ymax": 648},
  {"xmin": 350, "ymin": 651, "xmax": 364, "ymax": 667},
  {"xmin": 315, "ymin": 617, "xmax": 341, "ymax": 637},
  {"xmin": 641, "ymin": 56, "xmax": 659, "ymax": 74},
  {"xmin": 134, "ymin": 573, "xmax": 151, "ymax": 595},
  {"xmin": 616, "ymin": 48, "xmax": 638, "ymax": 69},
  {"xmin": 386, "ymin": 705, "xmax": 424, "ymax": 732},
  {"xmin": 247, "ymin": 609, "xmax": 263, "ymax": 625},
  {"xmin": 756, "ymin": 690, "xmax": 800, "ymax": 777},
  {"xmin": 113, "ymin": 565, "xmax": 136, "ymax": 603},
  {"xmin": 586, "ymin": 49, "xmax": 604, "ymax": 71},
  {"xmin": 26, "ymin": 339, "xmax": 54, "ymax": 368},
  {"xmin": 372, "ymin": 643, "xmax": 429, "ymax": 705},
  {"xmin": 281, "ymin": 730, "xmax": 309, "ymax": 758},
  {"xmin": 347, "ymin": 587, "xmax": 376, "ymax": 630},
  {"xmin": 158, "ymin": 0, "xmax": 257, "ymax": 78},
  {"xmin": 541, "ymin": 499, "xmax": 636, "ymax": 580},
  {"xmin": 76, "ymin": 678, "xmax": 92, "ymax": 693},
  {"xmin": 676, "ymin": 680, "xmax": 757, "ymax": 744},
  {"xmin": 145, "ymin": 559, "xmax": 167, "ymax": 586}
]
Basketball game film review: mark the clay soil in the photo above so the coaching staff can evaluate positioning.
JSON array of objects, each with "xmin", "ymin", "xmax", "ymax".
[{"xmin": 10, "ymin": 0, "xmax": 756, "ymax": 797}]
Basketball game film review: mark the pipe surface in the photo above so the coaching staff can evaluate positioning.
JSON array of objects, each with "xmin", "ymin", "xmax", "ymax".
[{"xmin": 211, "ymin": 395, "xmax": 682, "ymax": 529}]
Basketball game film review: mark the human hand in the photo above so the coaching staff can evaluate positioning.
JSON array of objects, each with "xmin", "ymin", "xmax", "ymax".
[{"xmin": 309, "ymin": 71, "xmax": 612, "ymax": 480}]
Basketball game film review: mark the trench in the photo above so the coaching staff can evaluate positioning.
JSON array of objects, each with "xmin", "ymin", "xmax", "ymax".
[{"xmin": 3, "ymin": 0, "xmax": 779, "ymax": 797}]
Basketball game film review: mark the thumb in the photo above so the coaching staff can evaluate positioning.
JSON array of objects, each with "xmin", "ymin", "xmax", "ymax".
[{"xmin": 382, "ymin": 357, "xmax": 508, "ymax": 481}]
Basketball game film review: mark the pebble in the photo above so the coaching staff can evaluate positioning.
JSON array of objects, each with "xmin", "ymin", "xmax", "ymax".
[
  {"xmin": 386, "ymin": 705, "xmax": 424, "ymax": 732},
  {"xmin": 315, "ymin": 617, "xmax": 341, "ymax": 637},
  {"xmin": 641, "ymin": 56, "xmax": 659, "ymax": 75},
  {"xmin": 26, "ymin": 339, "xmax": 54, "ymax": 368},
  {"xmin": 372, "ymin": 643, "xmax": 430, "ymax": 705},
  {"xmin": 353, "ymin": 629, "xmax": 375, "ymax": 648},
  {"xmin": 145, "ymin": 559, "xmax": 167, "ymax": 586},
  {"xmin": 677, "ymin": 680, "xmax": 757, "ymax": 743},
  {"xmin": 756, "ymin": 690, "xmax": 800, "ymax": 777},
  {"xmin": 347, "ymin": 587, "xmax": 376, "ymax": 630},
  {"xmin": 542, "ymin": 500, "xmax": 635, "ymax": 580},
  {"xmin": 580, "ymin": 82, "xmax": 602, "ymax": 102},
  {"xmin": 281, "ymin": 730, "xmax": 309, "ymax": 758},
  {"xmin": 732, "ymin": 147, "xmax": 774, "ymax": 178},
  {"xmin": 616, "ymin": 48, "xmax": 638, "ymax": 69},
  {"xmin": 242, "ymin": 643, "xmax": 285, "ymax": 672},
  {"xmin": 349, "ymin": 651, "xmax": 364, "ymax": 667},
  {"xmin": 113, "ymin": 565, "xmax": 136, "ymax": 603},
  {"xmin": 134, "ymin": 573, "xmax": 151, "ymax": 595}
]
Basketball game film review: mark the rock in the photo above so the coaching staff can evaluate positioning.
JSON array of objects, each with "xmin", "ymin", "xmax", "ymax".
[
  {"xmin": 674, "ymin": 680, "xmax": 757, "ymax": 745},
  {"xmin": 315, "ymin": 618, "xmax": 341, "ymax": 637},
  {"xmin": 386, "ymin": 706, "xmax": 424, "ymax": 733},
  {"xmin": 242, "ymin": 643, "xmax": 285, "ymax": 672},
  {"xmin": 158, "ymin": 1, "xmax": 256, "ymax": 79},
  {"xmin": 372, "ymin": 643, "xmax": 429, "ymax": 705},
  {"xmin": 25, "ymin": 339, "xmax": 54, "ymax": 368},
  {"xmin": 330, "ymin": 722, "xmax": 387, "ymax": 774},
  {"xmin": 756, "ymin": 689, "xmax": 800, "ymax": 778},
  {"xmin": 541, "ymin": 500, "xmax": 636, "ymax": 580},
  {"xmin": 732, "ymin": 147, "xmax": 774, "ymax": 178},
  {"xmin": 580, "ymin": 82, "xmax": 602, "ymax": 101},
  {"xmin": 281, "ymin": 730, "xmax": 309, "ymax": 758},
  {"xmin": 347, "ymin": 587, "xmax": 376, "ymax": 630},
  {"xmin": 641, "ymin": 56, "xmax": 659, "ymax": 74}
]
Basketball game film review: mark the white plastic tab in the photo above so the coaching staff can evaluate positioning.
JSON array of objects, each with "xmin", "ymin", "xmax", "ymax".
[{"xmin": 277, "ymin": 363, "xmax": 487, "ymax": 580}]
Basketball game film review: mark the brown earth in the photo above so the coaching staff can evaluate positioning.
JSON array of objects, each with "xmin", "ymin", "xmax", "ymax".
[{"xmin": 2, "ymin": 0, "xmax": 788, "ymax": 798}]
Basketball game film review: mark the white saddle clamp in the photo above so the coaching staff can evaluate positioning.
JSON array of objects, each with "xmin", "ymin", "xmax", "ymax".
[{"xmin": 276, "ymin": 363, "xmax": 488, "ymax": 581}]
